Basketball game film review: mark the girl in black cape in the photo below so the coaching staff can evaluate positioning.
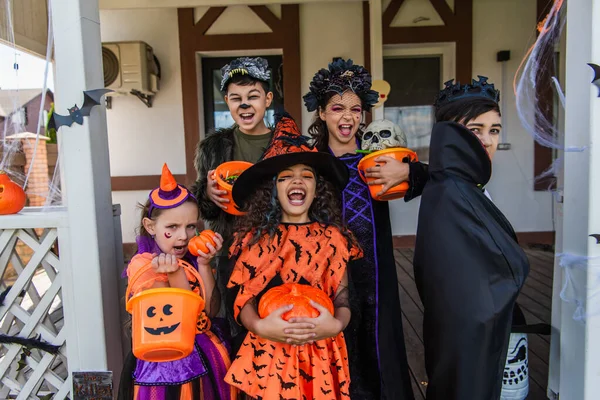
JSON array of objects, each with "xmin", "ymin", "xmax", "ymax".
[{"xmin": 413, "ymin": 77, "xmax": 530, "ymax": 400}]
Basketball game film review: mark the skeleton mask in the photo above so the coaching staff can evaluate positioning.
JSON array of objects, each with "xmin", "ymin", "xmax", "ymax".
[{"xmin": 361, "ymin": 119, "xmax": 407, "ymax": 151}]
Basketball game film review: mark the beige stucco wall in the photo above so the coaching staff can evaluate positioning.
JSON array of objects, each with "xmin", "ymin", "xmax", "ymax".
[
  {"xmin": 100, "ymin": 8, "xmax": 185, "ymax": 243},
  {"xmin": 300, "ymin": 2, "xmax": 365, "ymax": 129}
]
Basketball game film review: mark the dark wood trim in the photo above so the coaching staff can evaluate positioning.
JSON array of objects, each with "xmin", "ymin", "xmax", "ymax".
[
  {"xmin": 178, "ymin": 8, "xmax": 202, "ymax": 185},
  {"xmin": 177, "ymin": 5, "xmax": 302, "ymax": 179},
  {"xmin": 249, "ymin": 5, "xmax": 282, "ymax": 33},
  {"xmin": 454, "ymin": 0, "xmax": 473, "ymax": 84},
  {"xmin": 281, "ymin": 5, "xmax": 302, "ymax": 126},
  {"xmin": 384, "ymin": 26, "xmax": 457, "ymax": 43},
  {"xmin": 382, "ymin": 0, "xmax": 405, "ymax": 28},
  {"xmin": 382, "ymin": 0, "xmax": 472, "ymax": 84},
  {"xmin": 534, "ymin": 0, "xmax": 555, "ymax": 191},
  {"xmin": 393, "ymin": 231, "xmax": 556, "ymax": 249},
  {"xmin": 429, "ymin": 0, "xmax": 456, "ymax": 26},
  {"xmin": 111, "ymin": 175, "xmax": 186, "ymax": 191},
  {"xmin": 363, "ymin": 1, "xmax": 372, "ymax": 126},
  {"xmin": 363, "ymin": 1, "xmax": 371, "ymax": 72},
  {"xmin": 195, "ymin": 7, "xmax": 227, "ymax": 35},
  {"xmin": 196, "ymin": 33, "xmax": 282, "ymax": 51}
]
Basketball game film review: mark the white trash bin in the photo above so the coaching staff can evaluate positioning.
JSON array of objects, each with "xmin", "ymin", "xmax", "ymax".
[{"xmin": 501, "ymin": 332, "xmax": 529, "ymax": 400}]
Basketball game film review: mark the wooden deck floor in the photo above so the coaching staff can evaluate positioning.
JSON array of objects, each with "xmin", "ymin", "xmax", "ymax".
[{"xmin": 394, "ymin": 247, "xmax": 553, "ymax": 400}]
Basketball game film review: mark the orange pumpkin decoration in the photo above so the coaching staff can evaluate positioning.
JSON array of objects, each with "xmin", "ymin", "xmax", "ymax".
[
  {"xmin": 0, "ymin": 171, "xmax": 26, "ymax": 215},
  {"xmin": 258, "ymin": 283, "xmax": 334, "ymax": 321},
  {"xmin": 188, "ymin": 230, "xmax": 217, "ymax": 256}
]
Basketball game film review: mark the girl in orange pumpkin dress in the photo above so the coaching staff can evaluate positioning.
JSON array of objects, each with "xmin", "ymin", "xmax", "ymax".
[
  {"xmin": 118, "ymin": 164, "xmax": 237, "ymax": 400},
  {"xmin": 223, "ymin": 113, "xmax": 362, "ymax": 400}
]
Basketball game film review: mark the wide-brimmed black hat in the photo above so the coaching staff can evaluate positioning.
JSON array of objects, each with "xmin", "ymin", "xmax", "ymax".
[{"xmin": 232, "ymin": 113, "xmax": 348, "ymax": 207}]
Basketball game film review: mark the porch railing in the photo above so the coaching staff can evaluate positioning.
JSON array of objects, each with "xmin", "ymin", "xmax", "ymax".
[{"xmin": 0, "ymin": 206, "xmax": 125, "ymax": 399}]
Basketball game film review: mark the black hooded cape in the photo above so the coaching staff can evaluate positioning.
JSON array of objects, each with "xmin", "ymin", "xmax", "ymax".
[{"xmin": 413, "ymin": 122, "xmax": 530, "ymax": 400}]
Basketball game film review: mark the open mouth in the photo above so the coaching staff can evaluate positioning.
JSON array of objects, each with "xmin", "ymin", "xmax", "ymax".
[
  {"xmin": 287, "ymin": 188, "xmax": 306, "ymax": 206},
  {"xmin": 173, "ymin": 245, "xmax": 186, "ymax": 255},
  {"xmin": 240, "ymin": 113, "xmax": 254, "ymax": 123},
  {"xmin": 144, "ymin": 323, "xmax": 180, "ymax": 335},
  {"xmin": 339, "ymin": 124, "xmax": 353, "ymax": 137}
]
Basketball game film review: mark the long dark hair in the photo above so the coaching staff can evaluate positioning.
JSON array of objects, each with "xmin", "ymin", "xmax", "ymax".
[
  {"xmin": 307, "ymin": 92, "xmax": 366, "ymax": 152},
  {"xmin": 435, "ymin": 97, "xmax": 501, "ymax": 124},
  {"xmin": 233, "ymin": 172, "xmax": 359, "ymax": 249}
]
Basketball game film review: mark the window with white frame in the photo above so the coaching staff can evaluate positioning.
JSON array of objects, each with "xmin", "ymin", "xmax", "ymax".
[{"xmin": 383, "ymin": 44, "xmax": 455, "ymax": 163}]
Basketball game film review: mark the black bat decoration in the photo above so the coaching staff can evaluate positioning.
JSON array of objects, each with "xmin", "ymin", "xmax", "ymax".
[
  {"xmin": 290, "ymin": 239, "xmax": 303, "ymax": 263},
  {"xmin": 242, "ymin": 261, "xmax": 257, "ymax": 279},
  {"xmin": 299, "ymin": 368, "xmax": 315, "ymax": 382},
  {"xmin": 48, "ymin": 89, "xmax": 113, "ymax": 131},
  {"xmin": 588, "ymin": 63, "xmax": 600, "ymax": 97},
  {"xmin": 258, "ymin": 384, "xmax": 266, "ymax": 390},
  {"xmin": 315, "ymin": 242, "xmax": 321, "ymax": 254},
  {"xmin": 277, "ymin": 373, "xmax": 297, "ymax": 390},
  {"xmin": 291, "ymin": 268, "xmax": 299, "ymax": 281},
  {"xmin": 276, "ymin": 228, "xmax": 283, "ymax": 246},
  {"xmin": 230, "ymin": 373, "xmax": 242, "ymax": 384},
  {"xmin": 251, "ymin": 342, "xmax": 267, "ymax": 357},
  {"xmin": 243, "ymin": 368, "xmax": 251, "ymax": 375},
  {"xmin": 320, "ymin": 387, "xmax": 332, "ymax": 395},
  {"xmin": 253, "ymin": 361, "xmax": 268, "ymax": 371},
  {"xmin": 282, "ymin": 347, "xmax": 291, "ymax": 358},
  {"xmin": 306, "ymin": 251, "xmax": 312, "ymax": 266},
  {"xmin": 258, "ymin": 244, "xmax": 264, "ymax": 258},
  {"xmin": 590, "ymin": 234, "xmax": 600, "ymax": 244}
]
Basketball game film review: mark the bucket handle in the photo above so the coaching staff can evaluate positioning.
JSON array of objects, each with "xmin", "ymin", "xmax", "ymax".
[{"xmin": 125, "ymin": 256, "xmax": 206, "ymax": 311}]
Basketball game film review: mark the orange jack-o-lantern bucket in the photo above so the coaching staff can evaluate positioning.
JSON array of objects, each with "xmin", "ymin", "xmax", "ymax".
[
  {"xmin": 214, "ymin": 161, "xmax": 253, "ymax": 216},
  {"xmin": 357, "ymin": 148, "xmax": 418, "ymax": 201},
  {"xmin": 125, "ymin": 259, "xmax": 205, "ymax": 362}
]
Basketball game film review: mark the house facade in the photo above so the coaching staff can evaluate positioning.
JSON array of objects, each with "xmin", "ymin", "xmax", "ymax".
[
  {"xmin": 1, "ymin": 0, "xmax": 599, "ymax": 399},
  {"xmin": 0, "ymin": 89, "xmax": 54, "ymax": 138}
]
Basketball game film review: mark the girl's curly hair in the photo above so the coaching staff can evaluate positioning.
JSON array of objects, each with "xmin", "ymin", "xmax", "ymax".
[{"xmin": 233, "ymin": 171, "xmax": 359, "ymax": 249}]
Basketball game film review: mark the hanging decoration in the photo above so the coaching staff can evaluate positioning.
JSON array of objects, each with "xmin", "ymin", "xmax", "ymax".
[
  {"xmin": 47, "ymin": 89, "xmax": 113, "ymax": 132},
  {"xmin": 588, "ymin": 63, "xmax": 600, "ymax": 96},
  {"xmin": 0, "ymin": 286, "xmax": 61, "ymax": 373},
  {"xmin": 556, "ymin": 253, "xmax": 600, "ymax": 324}
]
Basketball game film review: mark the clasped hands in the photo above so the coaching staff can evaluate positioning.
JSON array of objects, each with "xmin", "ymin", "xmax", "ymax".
[{"xmin": 254, "ymin": 301, "xmax": 343, "ymax": 346}]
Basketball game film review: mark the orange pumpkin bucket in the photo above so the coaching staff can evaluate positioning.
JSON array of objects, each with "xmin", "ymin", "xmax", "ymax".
[
  {"xmin": 214, "ymin": 161, "xmax": 253, "ymax": 215},
  {"xmin": 125, "ymin": 259, "xmax": 206, "ymax": 362},
  {"xmin": 357, "ymin": 147, "xmax": 418, "ymax": 201}
]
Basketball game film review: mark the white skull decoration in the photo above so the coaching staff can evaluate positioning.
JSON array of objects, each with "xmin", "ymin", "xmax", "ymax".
[{"xmin": 361, "ymin": 119, "xmax": 407, "ymax": 152}]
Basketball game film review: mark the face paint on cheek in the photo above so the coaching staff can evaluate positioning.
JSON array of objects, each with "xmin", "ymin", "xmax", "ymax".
[{"xmin": 164, "ymin": 232, "xmax": 172, "ymax": 239}]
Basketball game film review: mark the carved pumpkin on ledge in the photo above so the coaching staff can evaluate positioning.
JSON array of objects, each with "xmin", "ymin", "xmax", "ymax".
[
  {"xmin": 0, "ymin": 171, "xmax": 26, "ymax": 215},
  {"xmin": 258, "ymin": 283, "xmax": 334, "ymax": 321}
]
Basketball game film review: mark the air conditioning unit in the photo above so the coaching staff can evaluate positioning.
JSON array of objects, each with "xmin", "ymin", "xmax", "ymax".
[{"xmin": 102, "ymin": 41, "xmax": 160, "ymax": 105}]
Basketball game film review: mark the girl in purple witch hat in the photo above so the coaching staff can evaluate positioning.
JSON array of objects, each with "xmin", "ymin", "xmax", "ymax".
[{"xmin": 118, "ymin": 164, "xmax": 237, "ymax": 400}]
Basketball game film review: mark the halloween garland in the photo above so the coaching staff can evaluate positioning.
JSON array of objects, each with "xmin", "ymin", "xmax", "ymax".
[{"xmin": 0, "ymin": 286, "xmax": 61, "ymax": 372}]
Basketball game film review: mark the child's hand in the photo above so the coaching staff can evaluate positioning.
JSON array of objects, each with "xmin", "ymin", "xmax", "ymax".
[
  {"xmin": 152, "ymin": 253, "xmax": 180, "ymax": 274},
  {"xmin": 288, "ymin": 301, "xmax": 343, "ymax": 343},
  {"xmin": 254, "ymin": 305, "xmax": 317, "ymax": 345},
  {"xmin": 195, "ymin": 232, "xmax": 223, "ymax": 267},
  {"xmin": 206, "ymin": 169, "xmax": 230, "ymax": 209},
  {"xmin": 364, "ymin": 156, "xmax": 410, "ymax": 196}
]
